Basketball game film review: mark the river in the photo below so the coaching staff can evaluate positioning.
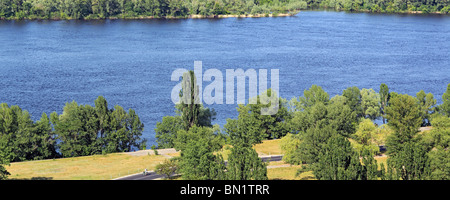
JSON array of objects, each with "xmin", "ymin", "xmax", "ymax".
[{"xmin": 0, "ymin": 11, "xmax": 449, "ymax": 146}]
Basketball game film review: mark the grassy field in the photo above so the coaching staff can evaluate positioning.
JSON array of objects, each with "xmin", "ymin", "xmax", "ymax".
[
  {"xmin": 6, "ymin": 153, "xmax": 167, "ymax": 180},
  {"xmin": 5, "ymin": 138, "xmax": 385, "ymax": 180},
  {"xmin": 214, "ymin": 139, "xmax": 283, "ymax": 161},
  {"xmin": 253, "ymin": 139, "xmax": 283, "ymax": 156}
]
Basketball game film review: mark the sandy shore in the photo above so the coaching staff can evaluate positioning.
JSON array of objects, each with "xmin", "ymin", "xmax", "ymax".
[
  {"xmin": 190, "ymin": 13, "xmax": 297, "ymax": 18},
  {"xmin": 0, "ymin": 12, "xmax": 299, "ymax": 20}
]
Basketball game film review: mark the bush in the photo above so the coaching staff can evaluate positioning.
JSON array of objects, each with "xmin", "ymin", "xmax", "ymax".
[
  {"xmin": 280, "ymin": 133, "xmax": 302, "ymax": 165},
  {"xmin": 441, "ymin": 6, "xmax": 450, "ymax": 14},
  {"xmin": 155, "ymin": 158, "xmax": 178, "ymax": 179},
  {"xmin": 419, "ymin": 5, "xmax": 430, "ymax": 13},
  {"xmin": 286, "ymin": 1, "xmax": 308, "ymax": 11}
]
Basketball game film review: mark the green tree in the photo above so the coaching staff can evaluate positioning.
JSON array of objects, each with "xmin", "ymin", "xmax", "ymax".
[
  {"xmin": 296, "ymin": 124, "xmax": 335, "ymax": 164},
  {"xmin": 0, "ymin": 134, "xmax": 11, "ymax": 180},
  {"xmin": 386, "ymin": 142, "xmax": 431, "ymax": 180},
  {"xmin": 353, "ymin": 118, "xmax": 380, "ymax": 155},
  {"xmin": 312, "ymin": 134, "xmax": 364, "ymax": 180},
  {"xmin": 53, "ymin": 102, "xmax": 100, "ymax": 157},
  {"xmin": 416, "ymin": 90, "xmax": 436, "ymax": 126},
  {"xmin": 0, "ymin": 103, "xmax": 58, "ymax": 162},
  {"xmin": 379, "ymin": 83, "xmax": 390, "ymax": 124},
  {"xmin": 155, "ymin": 157, "xmax": 179, "ymax": 179},
  {"xmin": 224, "ymin": 89, "xmax": 290, "ymax": 147},
  {"xmin": 179, "ymin": 70, "xmax": 201, "ymax": 130},
  {"xmin": 52, "ymin": 97, "xmax": 145, "ymax": 157},
  {"xmin": 30, "ymin": 113, "xmax": 58, "ymax": 160},
  {"xmin": 226, "ymin": 144, "xmax": 268, "ymax": 180},
  {"xmin": 174, "ymin": 125, "xmax": 223, "ymax": 152},
  {"xmin": 94, "ymin": 96, "xmax": 111, "ymax": 139},
  {"xmin": 155, "ymin": 115, "xmax": 184, "ymax": 148},
  {"xmin": 360, "ymin": 88, "xmax": 381, "ymax": 120},
  {"xmin": 421, "ymin": 114, "xmax": 450, "ymax": 180},
  {"xmin": 361, "ymin": 149, "xmax": 379, "ymax": 180},
  {"xmin": 440, "ymin": 83, "xmax": 450, "ymax": 117},
  {"xmin": 343, "ymin": 86, "xmax": 364, "ymax": 118},
  {"xmin": 297, "ymin": 85, "xmax": 330, "ymax": 110},
  {"xmin": 428, "ymin": 146, "xmax": 450, "ymax": 180},
  {"xmin": 280, "ymin": 133, "xmax": 302, "ymax": 165},
  {"xmin": 289, "ymin": 97, "xmax": 356, "ymax": 137},
  {"xmin": 178, "ymin": 127, "xmax": 226, "ymax": 180},
  {"xmin": 385, "ymin": 94, "xmax": 422, "ymax": 156}
]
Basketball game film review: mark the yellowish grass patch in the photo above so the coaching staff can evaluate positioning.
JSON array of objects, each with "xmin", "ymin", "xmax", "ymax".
[{"xmin": 6, "ymin": 153, "xmax": 167, "ymax": 180}]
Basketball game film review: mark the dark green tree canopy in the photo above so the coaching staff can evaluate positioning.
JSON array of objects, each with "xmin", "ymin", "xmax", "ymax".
[
  {"xmin": 440, "ymin": 83, "xmax": 450, "ymax": 117},
  {"xmin": 224, "ymin": 89, "xmax": 290, "ymax": 147},
  {"xmin": 385, "ymin": 94, "xmax": 422, "ymax": 156},
  {"xmin": 312, "ymin": 134, "xmax": 364, "ymax": 180},
  {"xmin": 226, "ymin": 144, "xmax": 268, "ymax": 180}
]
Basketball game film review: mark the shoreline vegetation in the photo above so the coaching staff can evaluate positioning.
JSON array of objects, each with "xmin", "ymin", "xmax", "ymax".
[
  {"xmin": 1, "ymin": 0, "xmax": 449, "ymax": 21},
  {"xmin": 0, "ymin": 11, "xmax": 300, "ymax": 21},
  {"xmin": 1, "ymin": 10, "xmax": 449, "ymax": 21}
]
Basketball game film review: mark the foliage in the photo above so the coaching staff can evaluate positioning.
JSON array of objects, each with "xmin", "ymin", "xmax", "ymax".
[
  {"xmin": 307, "ymin": 0, "xmax": 450, "ymax": 13},
  {"xmin": 416, "ymin": 90, "xmax": 437, "ymax": 126},
  {"xmin": 155, "ymin": 115, "xmax": 184, "ymax": 149},
  {"xmin": 428, "ymin": 146, "xmax": 450, "ymax": 180},
  {"xmin": 360, "ymin": 88, "xmax": 381, "ymax": 120},
  {"xmin": 155, "ymin": 71, "xmax": 216, "ymax": 148},
  {"xmin": 178, "ymin": 128, "xmax": 226, "ymax": 180},
  {"xmin": 440, "ymin": 83, "xmax": 450, "ymax": 117},
  {"xmin": 226, "ymin": 144, "xmax": 268, "ymax": 180},
  {"xmin": 155, "ymin": 157, "xmax": 178, "ymax": 179},
  {"xmin": 372, "ymin": 124, "xmax": 392, "ymax": 146},
  {"xmin": 379, "ymin": 83, "xmax": 390, "ymax": 124},
  {"xmin": 420, "ymin": 114, "xmax": 450, "ymax": 180},
  {"xmin": 155, "ymin": 104, "xmax": 216, "ymax": 149},
  {"xmin": 385, "ymin": 142, "xmax": 431, "ymax": 180},
  {"xmin": 361, "ymin": 149, "xmax": 379, "ymax": 180},
  {"xmin": 353, "ymin": 118, "xmax": 380, "ymax": 155},
  {"xmin": 385, "ymin": 94, "xmax": 422, "ymax": 156},
  {"xmin": 289, "ymin": 97, "xmax": 356, "ymax": 137},
  {"xmin": 0, "ymin": 135, "xmax": 11, "ymax": 180},
  {"xmin": 296, "ymin": 85, "xmax": 330, "ymax": 110},
  {"xmin": 52, "ymin": 97, "xmax": 145, "ymax": 157},
  {"xmin": 179, "ymin": 70, "xmax": 201, "ymax": 130},
  {"xmin": 279, "ymin": 133, "xmax": 302, "ymax": 164},
  {"xmin": 224, "ymin": 89, "xmax": 290, "ymax": 147},
  {"xmin": 343, "ymin": 86, "xmax": 363, "ymax": 118},
  {"xmin": 173, "ymin": 125, "xmax": 224, "ymax": 152},
  {"xmin": 311, "ymin": 134, "xmax": 364, "ymax": 180},
  {"xmin": 0, "ymin": 103, "xmax": 58, "ymax": 162},
  {"xmin": 0, "ymin": 0, "xmax": 308, "ymax": 20}
]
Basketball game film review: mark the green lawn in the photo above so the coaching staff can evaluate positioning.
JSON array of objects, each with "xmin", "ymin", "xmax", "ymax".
[{"xmin": 6, "ymin": 153, "xmax": 167, "ymax": 180}]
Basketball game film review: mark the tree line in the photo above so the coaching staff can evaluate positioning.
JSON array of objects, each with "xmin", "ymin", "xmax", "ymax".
[
  {"xmin": 0, "ymin": 96, "xmax": 146, "ymax": 179},
  {"xmin": 155, "ymin": 70, "xmax": 450, "ymax": 180},
  {"xmin": 281, "ymin": 83, "xmax": 450, "ymax": 180},
  {"xmin": 309, "ymin": 0, "xmax": 450, "ymax": 14},
  {"xmin": 283, "ymin": 83, "xmax": 450, "ymax": 180},
  {"xmin": 1, "ymin": 0, "xmax": 449, "ymax": 20},
  {"xmin": 0, "ymin": 0, "xmax": 307, "ymax": 20}
]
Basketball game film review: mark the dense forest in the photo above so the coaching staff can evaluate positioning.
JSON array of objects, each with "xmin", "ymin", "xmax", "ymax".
[
  {"xmin": 0, "ymin": 96, "xmax": 146, "ymax": 179},
  {"xmin": 1, "ymin": 0, "xmax": 449, "ymax": 20},
  {"xmin": 154, "ymin": 71, "xmax": 450, "ymax": 180},
  {"xmin": 0, "ymin": 0, "xmax": 307, "ymax": 19},
  {"xmin": 308, "ymin": 0, "xmax": 450, "ymax": 14}
]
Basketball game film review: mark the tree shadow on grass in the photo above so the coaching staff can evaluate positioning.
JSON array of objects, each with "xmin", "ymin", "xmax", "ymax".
[{"xmin": 8, "ymin": 177, "xmax": 53, "ymax": 180}]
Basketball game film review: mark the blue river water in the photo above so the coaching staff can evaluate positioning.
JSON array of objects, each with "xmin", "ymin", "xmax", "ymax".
[{"xmin": 0, "ymin": 11, "xmax": 449, "ymax": 146}]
